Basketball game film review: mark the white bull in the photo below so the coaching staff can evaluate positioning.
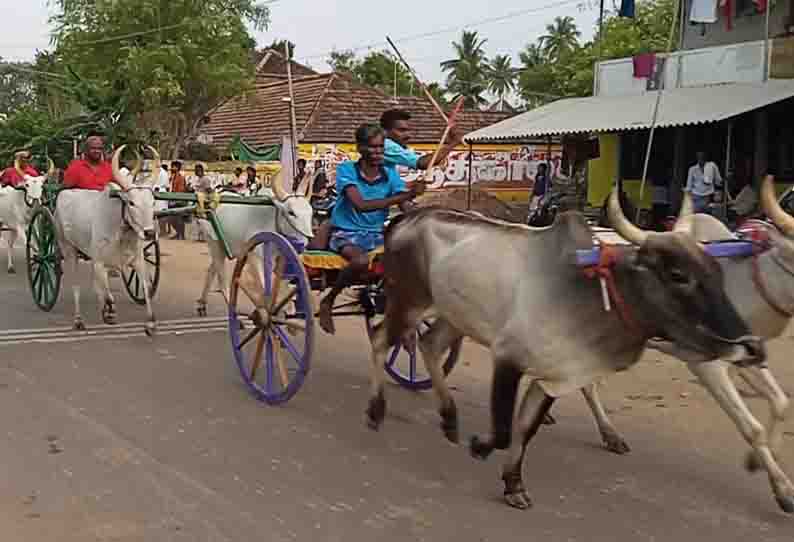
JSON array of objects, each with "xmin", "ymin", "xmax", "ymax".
[
  {"xmin": 195, "ymin": 170, "xmax": 314, "ymax": 316},
  {"xmin": 0, "ymin": 156, "xmax": 53, "ymax": 273},
  {"xmin": 55, "ymin": 146, "xmax": 160, "ymax": 334}
]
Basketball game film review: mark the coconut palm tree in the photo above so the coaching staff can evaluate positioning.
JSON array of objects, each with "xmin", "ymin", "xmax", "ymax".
[
  {"xmin": 487, "ymin": 54, "xmax": 516, "ymax": 111},
  {"xmin": 441, "ymin": 30, "xmax": 488, "ymax": 108},
  {"xmin": 539, "ymin": 16, "xmax": 581, "ymax": 62}
]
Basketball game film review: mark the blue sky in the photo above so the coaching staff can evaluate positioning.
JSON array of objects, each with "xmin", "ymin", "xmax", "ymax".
[{"xmin": 1, "ymin": 0, "xmax": 601, "ymax": 85}]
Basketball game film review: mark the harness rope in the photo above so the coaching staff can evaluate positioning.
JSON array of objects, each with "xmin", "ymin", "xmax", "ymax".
[
  {"xmin": 739, "ymin": 222, "xmax": 794, "ymax": 319},
  {"xmin": 582, "ymin": 244, "xmax": 645, "ymax": 334}
]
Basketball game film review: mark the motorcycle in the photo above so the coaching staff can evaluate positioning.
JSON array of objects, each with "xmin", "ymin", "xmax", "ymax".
[{"xmin": 527, "ymin": 192, "xmax": 562, "ymax": 227}]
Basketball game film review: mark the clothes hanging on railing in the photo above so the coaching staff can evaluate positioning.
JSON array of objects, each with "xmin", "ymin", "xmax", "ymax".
[{"xmin": 633, "ymin": 53, "xmax": 656, "ymax": 78}]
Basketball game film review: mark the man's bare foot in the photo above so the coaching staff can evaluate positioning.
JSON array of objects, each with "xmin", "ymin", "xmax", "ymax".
[{"xmin": 319, "ymin": 299, "xmax": 336, "ymax": 335}]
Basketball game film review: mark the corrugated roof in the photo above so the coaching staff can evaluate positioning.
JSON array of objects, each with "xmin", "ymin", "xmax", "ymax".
[{"xmin": 464, "ymin": 80, "xmax": 794, "ymax": 142}]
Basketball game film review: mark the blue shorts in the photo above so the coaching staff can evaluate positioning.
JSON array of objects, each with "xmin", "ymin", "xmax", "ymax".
[{"xmin": 328, "ymin": 229, "xmax": 384, "ymax": 253}]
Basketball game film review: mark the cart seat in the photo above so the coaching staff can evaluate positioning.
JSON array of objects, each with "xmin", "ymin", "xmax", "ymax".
[{"xmin": 301, "ymin": 247, "xmax": 384, "ymax": 271}]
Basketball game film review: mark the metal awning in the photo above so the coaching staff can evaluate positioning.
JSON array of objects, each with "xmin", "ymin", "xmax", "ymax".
[{"xmin": 464, "ymin": 80, "xmax": 794, "ymax": 143}]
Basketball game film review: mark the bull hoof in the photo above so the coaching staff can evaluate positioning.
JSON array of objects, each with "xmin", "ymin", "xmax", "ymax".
[
  {"xmin": 744, "ymin": 451, "xmax": 763, "ymax": 473},
  {"xmin": 366, "ymin": 392, "xmax": 386, "ymax": 431},
  {"xmin": 144, "ymin": 321, "xmax": 157, "ymax": 337},
  {"xmin": 73, "ymin": 318, "xmax": 86, "ymax": 331},
  {"xmin": 440, "ymin": 404, "xmax": 459, "ymax": 444},
  {"xmin": 7, "ymin": 267, "xmax": 15, "ymax": 275},
  {"xmin": 542, "ymin": 413, "xmax": 556, "ymax": 425},
  {"xmin": 469, "ymin": 435, "xmax": 495, "ymax": 461},
  {"xmin": 604, "ymin": 434, "xmax": 631, "ymax": 455},
  {"xmin": 103, "ymin": 313, "xmax": 117, "ymax": 325},
  {"xmin": 776, "ymin": 495, "xmax": 794, "ymax": 514},
  {"xmin": 504, "ymin": 490, "xmax": 533, "ymax": 510},
  {"xmin": 196, "ymin": 302, "xmax": 207, "ymax": 317}
]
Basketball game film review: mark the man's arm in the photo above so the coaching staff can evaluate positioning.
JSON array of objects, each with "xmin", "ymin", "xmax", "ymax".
[
  {"xmin": 62, "ymin": 162, "xmax": 80, "ymax": 188},
  {"xmin": 343, "ymin": 185, "xmax": 417, "ymax": 212},
  {"xmin": 684, "ymin": 167, "xmax": 694, "ymax": 192}
]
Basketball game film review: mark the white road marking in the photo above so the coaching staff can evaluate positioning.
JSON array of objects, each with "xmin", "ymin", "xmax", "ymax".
[{"xmin": 0, "ymin": 317, "xmax": 230, "ymax": 346}]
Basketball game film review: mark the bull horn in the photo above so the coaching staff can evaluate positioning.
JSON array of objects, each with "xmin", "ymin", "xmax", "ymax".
[
  {"xmin": 111, "ymin": 145, "xmax": 131, "ymax": 190},
  {"xmin": 760, "ymin": 174, "xmax": 794, "ymax": 236},
  {"xmin": 299, "ymin": 170, "xmax": 314, "ymax": 199},
  {"xmin": 608, "ymin": 187, "xmax": 648, "ymax": 245},
  {"xmin": 271, "ymin": 169, "xmax": 289, "ymax": 201},
  {"xmin": 145, "ymin": 145, "xmax": 160, "ymax": 186},
  {"xmin": 673, "ymin": 192, "xmax": 694, "ymax": 235},
  {"xmin": 47, "ymin": 158, "xmax": 55, "ymax": 178},
  {"xmin": 14, "ymin": 156, "xmax": 25, "ymax": 179},
  {"xmin": 131, "ymin": 149, "xmax": 142, "ymax": 181}
]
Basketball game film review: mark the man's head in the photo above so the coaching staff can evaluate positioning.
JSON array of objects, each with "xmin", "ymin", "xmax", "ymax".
[
  {"xmin": 380, "ymin": 109, "xmax": 412, "ymax": 146},
  {"xmin": 195, "ymin": 164, "xmax": 205, "ymax": 177},
  {"xmin": 246, "ymin": 166, "xmax": 256, "ymax": 180},
  {"xmin": 171, "ymin": 161, "xmax": 182, "ymax": 174},
  {"xmin": 234, "ymin": 167, "xmax": 243, "ymax": 176},
  {"xmin": 696, "ymin": 151, "xmax": 706, "ymax": 166},
  {"xmin": 84, "ymin": 136, "xmax": 105, "ymax": 164},
  {"xmin": 297, "ymin": 159, "xmax": 306, "ymax": 173},
  {"xmin": 538, "ymin": 163, "xmax": 548, "ymax": 175},
  {"xmin": 314, "ymin": 159, "xmax": 324, "ymax": 171},
  {"xmin": 355, "ymin": 124, "xmax": 386, "ymax": 168},
  {"xmin": 161, "ymin": 164, "xmax": 169, "ymax": 172}
]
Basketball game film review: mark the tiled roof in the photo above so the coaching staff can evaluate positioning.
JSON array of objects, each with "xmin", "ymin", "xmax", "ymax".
[
  {"xmin": 254, "ymin": 49, "xmax": 317, "ymax": 86},
  {"xmin": 202, "ymin": 73, "xmax": 514, "ymax": 152}
]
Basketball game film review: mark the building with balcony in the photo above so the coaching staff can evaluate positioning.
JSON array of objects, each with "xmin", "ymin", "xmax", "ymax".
[{"xmin": 466, "ymin": 0, "xmax": 794, "ymax": 216}]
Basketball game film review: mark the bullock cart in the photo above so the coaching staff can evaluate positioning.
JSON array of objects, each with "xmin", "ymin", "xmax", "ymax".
[
  {"xmin": 25, "ymin": 181, "xmax": 161, "ymax": 312},
  {"xmin": 154, "ymin": 191, "xmax": 461, "ymax": 405}
]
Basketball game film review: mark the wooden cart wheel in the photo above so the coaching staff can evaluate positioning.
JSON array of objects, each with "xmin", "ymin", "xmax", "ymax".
[
  {"xmin": 26, "ymin": 206, "xmax": 62, "ymax": 312},
  {"xmin": 122, "ymin": 235, "xmax": 161, "ymax": 305},
  {"xmin": 365, "ymin": 312, "xmax": 461, "ymax": 391},
  {"xmin": 229, "ymin": 232, "xmax": 314, "ymax": 405}
]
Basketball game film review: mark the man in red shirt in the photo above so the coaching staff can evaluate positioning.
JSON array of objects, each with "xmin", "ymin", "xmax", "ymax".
[
  {"xmin": 63, "ymin": 136, "xmax": 114, "ymax": 190},
  {"xmin": 0, "ymin": 151, "xmax": 39, "ymax": 187}
]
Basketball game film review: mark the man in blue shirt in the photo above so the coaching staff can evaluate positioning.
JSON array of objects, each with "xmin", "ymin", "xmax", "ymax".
[
  {"xmin": 380, "ymin": 109, "xmax": 463, "ymax": 174},
  {"xmin": 319, "ymin": 123, "xmax": 424, "ymax": 334}
]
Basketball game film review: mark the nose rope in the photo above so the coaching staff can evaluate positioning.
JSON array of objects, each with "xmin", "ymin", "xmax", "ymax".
[{"xmin": 582, "ymin": 244, "xmax": 645, "ymax": 335}]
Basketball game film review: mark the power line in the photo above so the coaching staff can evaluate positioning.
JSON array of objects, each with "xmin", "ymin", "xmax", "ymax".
[{"xmin": 297, "ymin": 0, "xmax": 588, "ymax": 62}]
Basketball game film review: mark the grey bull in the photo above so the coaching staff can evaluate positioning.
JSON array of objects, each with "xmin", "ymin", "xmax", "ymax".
[
  {"xmin": 580, "ymin": 175, "xmax": 794, "ymax": 514},
  {"xmin": 367, "ymin": 190, "xmax": 765, "ymax": 510}
]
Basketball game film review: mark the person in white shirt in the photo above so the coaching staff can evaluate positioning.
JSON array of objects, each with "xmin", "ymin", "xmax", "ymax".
[{"xmin": 685, "ymin": 151, "xmax": 722, "ymax": 214}]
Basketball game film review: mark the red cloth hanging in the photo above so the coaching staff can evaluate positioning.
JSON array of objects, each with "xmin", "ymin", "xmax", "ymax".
[
  {"xmin": 720, "ymin": 0, "xmax": 733, "ymax": 31},
  {"xmin": 754, "ymin": 0, "xmax": 767, "ymax": 12},
  {"xmin": 633, "ymin": 53, "xmax": 656, "ymax": 78}
]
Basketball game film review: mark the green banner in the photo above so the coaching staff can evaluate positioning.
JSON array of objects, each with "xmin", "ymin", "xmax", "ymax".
[{"xmin": 228, "ymin": 134, "xmax": 281, "ymax": 162}]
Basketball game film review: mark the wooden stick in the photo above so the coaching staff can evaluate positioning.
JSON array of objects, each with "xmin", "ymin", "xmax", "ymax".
[
  {"xmin": 425, "ymin": 97, "xmax": 465, "ymax": 175},
  {"xmin": 386, "ymin": 36, "xmax": 448, "ymax": 122}
]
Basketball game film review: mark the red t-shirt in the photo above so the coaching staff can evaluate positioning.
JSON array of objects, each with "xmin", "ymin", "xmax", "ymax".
[
  {"xmin": 0, "ymin": 165, "xmax": 39, "ymax": 188},
  {"xmin": 63, "ymin": 160, "xmax": 114, "ymax": 191}
]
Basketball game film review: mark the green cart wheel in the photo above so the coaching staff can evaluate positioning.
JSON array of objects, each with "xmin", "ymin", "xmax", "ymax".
[
  {"xmin": 26, "ymin": 206, "xmax": 62, "ymax": 312},
  {"xmin": 121, "ymin": 236, "xmax": 161, "ymax": 305}
]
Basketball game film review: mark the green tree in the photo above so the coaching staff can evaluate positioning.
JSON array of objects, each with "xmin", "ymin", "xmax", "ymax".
[
  {"xmin": 539, "ymin": 16, "xmax": 581, "ymax": 62},
  {"xmin": 441, "ymin": 30, "xmax": 489, "ymax": 108},
  {"xmin": 49, "ymin": 0, "xmax": 270, "ymax": 158},
  {"xmin": 354, "ymin": 51, "xmax": 413, "ymax": 96},
  {"xmin": 327, "ymin": 49, "xmax": 359, "ymax": 74},
  {"xmin": 425, "ymin": 82, "xmax": 449, "ymax": 108},
  {"xmin": 517, "ymin": 0, "xmax": 677, "ymax": 107},
  {"xmin": 486, "ymin": 55, "xmax": 516, "ymax": 111},
  {"xmin": 0, "ymin": 60, "xmax": 38, "ymax": 117},
  {"xmin": 267, "ymin": 39, "xmax": 296, "ymax": 59}
]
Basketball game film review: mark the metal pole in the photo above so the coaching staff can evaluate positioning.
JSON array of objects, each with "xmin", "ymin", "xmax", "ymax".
[
  {"xmin": 763, "ymin": 0, "xmax": 772, "ymax": 81},
  {"xmin": 722, "ymin": 121, "xmax": 733, "ymax": 222},
  {"xmin": 466, "ymin": 143, "xmax": 474, "ymax": 211},
  {"xmin": 594, "ymin": 0, "xmax": 605, "ymax": 95},
  {"xmin": 284, "ymin": 41, "xmax": 299, "ymax": 172},
  {"xmin": 637, "ymin": 0, "xmax": 681, "ymax": 222}
]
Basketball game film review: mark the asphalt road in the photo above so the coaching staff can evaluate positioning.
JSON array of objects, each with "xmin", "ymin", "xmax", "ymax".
[{"xmin": 0, "ymin": 237, "xmax": 793, "ymax": 541}]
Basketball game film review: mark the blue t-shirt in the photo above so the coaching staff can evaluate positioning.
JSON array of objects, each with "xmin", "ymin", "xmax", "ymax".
[
  {"xmin": 384, "ymin": 138, "xmax": 419, "ymax": 171},
  {"xmin": 331, "ymin": 161, "xmax": 408, "ymax": 232}
]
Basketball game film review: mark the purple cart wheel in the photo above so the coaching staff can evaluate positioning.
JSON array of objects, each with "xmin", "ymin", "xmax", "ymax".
[
  {"xmin": 365, "ymin": 315, "xmax": 461, "ymax": 391},
  {"xmin": 229, "ymin": 232, "xmax": 314, "ymax": 405}
]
